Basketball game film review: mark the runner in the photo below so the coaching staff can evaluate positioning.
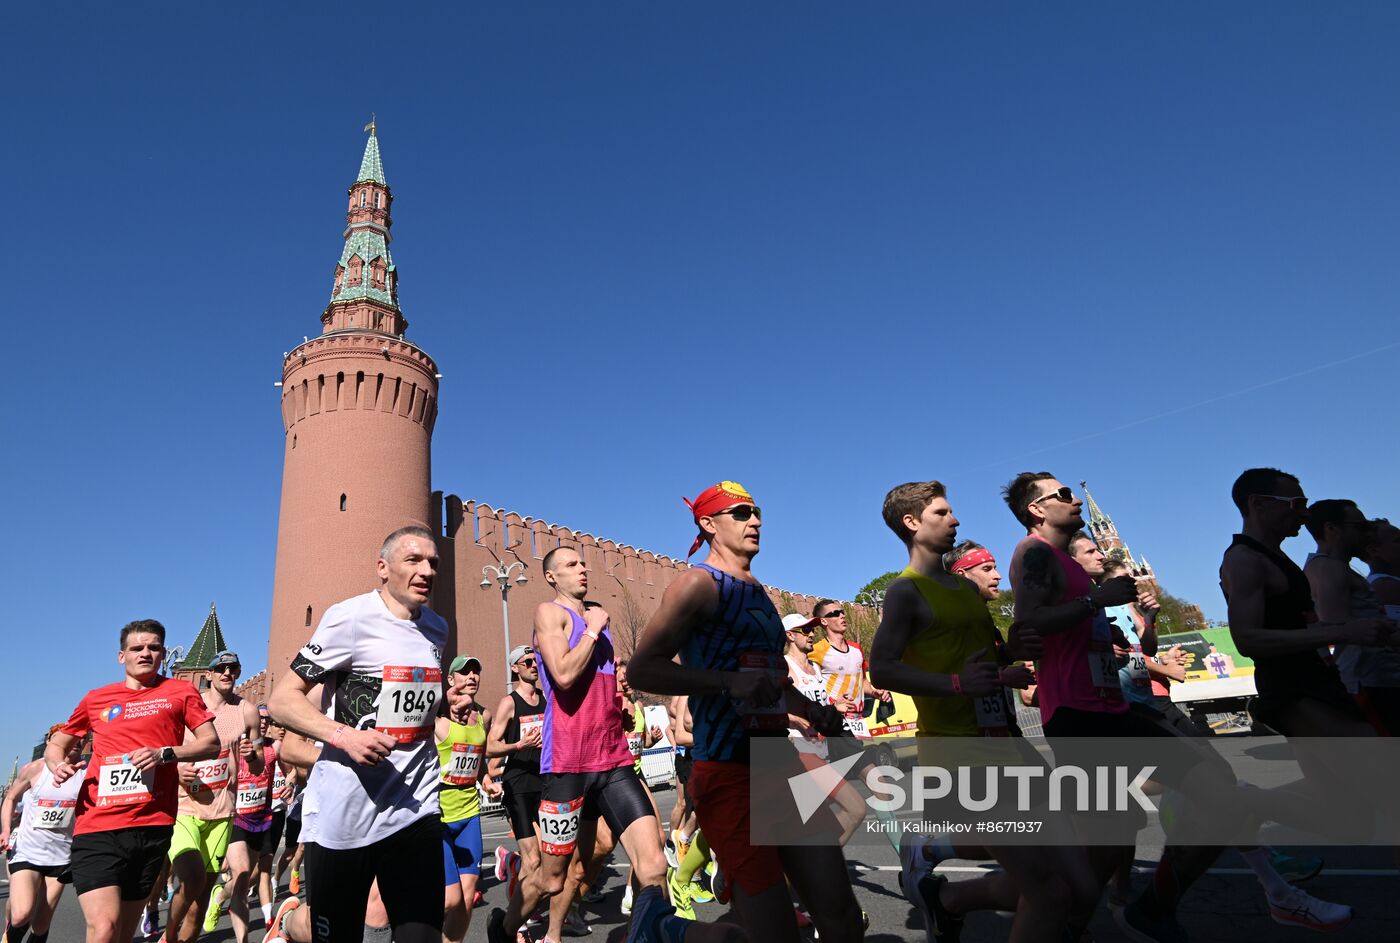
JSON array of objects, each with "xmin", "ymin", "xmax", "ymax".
[
  {"xmin": 2, "ymin": 730, "xmax": 83, "ymax": 943},
  {"xmin": 945, "ymin": 540, "xmax": 1003, "ymax": 602},
  {"xmin": 257, "ymin": 717, "xmax": 292, "ymax": 918},
  {"xmin": 629, "ymin": 481, "xmax": 859, "ymax": 943},
  {"xmin": 166, "ymin": 649, "xmax": 263, "ymax": 943},
  {"xmin": 1305, "ymin": 501, "xmax": 1400, "ymax": 730},
  {"xmin": 869, "ymin": 479, "xmax": 1091, "ymax": 943},
  {"xmin": 809, "ymin": 600, "xmax": 892, "ymax": 722},
  {"xmin": 1357, "ymin": 519, "xmax": 1400, "ymax": 732},
  {"xmin": 488, "ymin": 545, "xmax": 716, "ymax": 943},
  {"xmin": 781, "ymin": 613, "xmax": 866, "ymax": 844},
  {"xmin": 45, "ymin": 619, "xmax": 220, "ymax": 943},
  {"xmin": 438, "ymin": 655, "xmax": 497, "ymax": 943},
  {"xmin": 208, "ymin": 709, "xmax": 278, "ymax": 943},
  {"xmin": 616, "ymin": 661, "xmax": 669, "ymax": 913},
  {"xmin": 1004, "ymin": 472, "xmax": 1353, "ymax": 941},
  {"xmin": 663, "ymin": 696, "xmax": 696, "ymax": 874},
  {"xmin": 268, "ymin": 524, "xmax": 450, "ymax": 943}
]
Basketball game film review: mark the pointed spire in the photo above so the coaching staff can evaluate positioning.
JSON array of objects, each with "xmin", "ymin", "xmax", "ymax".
[
  {"xmin": 180, "ymin": 602, "xmax": 230, "ymax": 671},
  {"xmin": 357, "ymin": 117, "xmax": 387, "ymax": 185},
  {"xmin": 1080, "ymin": 480, "xmax": 1112, "ymax": 529}
]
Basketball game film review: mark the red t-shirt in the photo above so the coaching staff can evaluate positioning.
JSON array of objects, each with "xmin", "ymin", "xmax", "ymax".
[{"xmin": 61, "ymin": 677, "xmax": 215, "ymax": 835}]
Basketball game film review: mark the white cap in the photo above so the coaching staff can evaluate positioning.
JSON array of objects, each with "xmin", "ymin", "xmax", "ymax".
[{"xmin": 781, "ymin": 613, "xmax": 819, "ymax": 632}]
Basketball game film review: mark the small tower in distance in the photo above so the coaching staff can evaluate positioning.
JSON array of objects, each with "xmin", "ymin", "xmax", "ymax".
[
  {"xmin": 265, "ymin": 122, "xmax": 440, "ymax": 685},
  {"xmin": 1081, "ymin": 480, "xmax": 1155, "ymax": 581},
  {"xmin": 172, "ymin": 603, "xmax": 230, "ymax": 691}
]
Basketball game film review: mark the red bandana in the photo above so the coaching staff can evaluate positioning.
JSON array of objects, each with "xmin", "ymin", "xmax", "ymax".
[
  {"xmin": 949, "ymin": 547, "xmax": 996, "ymax": 574},
  {"xmin": 683, "ymin": 481, "xmax": 755, "ymax": 559}
]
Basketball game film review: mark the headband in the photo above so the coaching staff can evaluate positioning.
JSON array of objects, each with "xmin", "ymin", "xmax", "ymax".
[
  {"xmin": 682, "ymin": 481, "xmax": 755, "ymax": 558},
  {"xmin": 949, "ymin": 548, "xmax": 996, "ymax": 574}
]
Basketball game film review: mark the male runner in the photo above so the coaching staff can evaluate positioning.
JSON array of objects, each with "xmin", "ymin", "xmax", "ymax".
[
  {"xmin": 945, "ymin": 541, "xmax": 1003, "ymax": 602},
  {"xmin": 489, "ymin": 546, "xmax": 710, "ymax": 943},
  {"xmin": 1357, "ymin": 519, "xmax": 1400, "ymax": 731},
  {"xmin": 268, "ymin": 524, "xmax": 450, "ymax": 943},
  {"xmin": 1305, "ymin": 501, "xmax": 1400, "ymax": 726},
  {"xmin": 47, "ymin": 619, "xmax": 220, "ymax": 943},
  {"xmin": 437, "ymin": 656, "xmax": 497, "ymax": 943},
  {"xmin": 629, "ymin": 481, "xmax": 859, "ymax": 943},
  {"xmin": 166, "ymin": 649, "xmax": 263, "ymax": 943},
  {"xmin": 809, "ymin": 600, "xmax": 891, "ymax": 718},
  {"xmin": 1006, "ymin": 472, "xmax": 1352, "ymax": 941},
  {"xmin": 212, "ymin": 712, "xmax": 278, "ymax": 943},
  {"xmin": 869, "ymin": 480, "xmax": 1090, "ymax": 943},
  {"xmin": 2, "ymin": 728, "xmax": 84, "ymax": 943}
]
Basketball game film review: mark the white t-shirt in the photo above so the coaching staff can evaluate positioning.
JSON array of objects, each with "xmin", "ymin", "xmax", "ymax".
[{"xmin": 291, "ymin": 589, "xmax": 449, "ymax": 849}]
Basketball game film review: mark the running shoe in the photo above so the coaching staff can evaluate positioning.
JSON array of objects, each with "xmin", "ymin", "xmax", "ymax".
[
  {"xmin": 1269, "ymin": 887, "xmax": 1353, "ymax": 931},
  {"xmin": 621, "ymin": 883, "xmax": 633, "ymax": 916},
  {"xmin": 204, "ymin": 883, "xmax": 226, "ymax": 933},
  {"xmin": 674, "ymin": 833, "xmax": 691, "ymax": 867},
  {"xmin": 581, "ymin": 885, "xmax": 607, "ymax": 905},
  {"xmin": 904, "ymin": 872, "xmax": 963, "ymax": 943},
  {"xmin": 689, "ymin": 869, "xmax": 715, "ymax": 904},
  {"xmin": 898, "ymin": 832, "xmax": 933, "ymax": 899},
  {"xmin": 474, "ymin": 890, "xmax": 486, "ymax": 908},
  {"xmin": 667, "ymin": 869, "xmax": 696, "ymax": 921},
  {"xmin": 1270, "ymin": 851, "xmax": 1324, "ymax": 884},
  {"xmin": 289, "ymin": 869, "xmax": 301, "ymax": 895},
  {"xmin": 495, "ymin": 845, "xmax": 512, "ymax": 882},
  {"xmin": 163, "ymin": 879, "xmax": 176, "ymax": 903},
  {"xmin": 664, "ymin": 839, "xmax": 679, "ymax": 870},
  {"xmin": 1113, "ymin": 899, "xmax": 1187, "ymax": 943},
  {"xmin": 264, "ymin": 896, "xmax": 301, "ymax": 943},
  {"xmin": 711, "ymin": 863, "xmax": 731, "ymax": 906},
  {"xmin": 563, "ymin": 903, "xmax": 593, "ymax": 936},
  {"xmin": 141, "ymin": 905, "xmax": 161, "ymax": 939}
]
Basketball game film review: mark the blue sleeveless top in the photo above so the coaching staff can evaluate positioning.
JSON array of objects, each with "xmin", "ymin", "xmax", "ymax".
[{"xmin": 680, "ymin": 564, "xmax": 786, "ymax": 763}]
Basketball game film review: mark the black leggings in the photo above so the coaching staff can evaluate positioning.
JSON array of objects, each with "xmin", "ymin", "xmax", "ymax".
[{"xmin": 303, "ymin": 815, "xmax": 444, "ymax": 943}]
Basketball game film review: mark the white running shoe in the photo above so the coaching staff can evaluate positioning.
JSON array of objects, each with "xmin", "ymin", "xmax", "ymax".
[
  {"xmin": 621, "ymin": 883, "xmax": 633, "ymax": 916},
  {"xmin": 1269, "ymin": 887, "xmax": 1353, "ymax": 931}
]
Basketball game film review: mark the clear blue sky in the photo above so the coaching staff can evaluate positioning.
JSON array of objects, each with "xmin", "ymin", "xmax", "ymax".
[{"xmin": 3, "ymin": 5, "xmax": 1396, "ymax": 767}]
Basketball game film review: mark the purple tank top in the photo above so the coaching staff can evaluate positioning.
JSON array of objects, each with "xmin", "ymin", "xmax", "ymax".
[
  {"xmin": 1025, "ymin": 536, "xmax": 1126, "ymax": 723},
  {"xmin": 535, "ymin": 604, "xmax": 633, "ymax": 774}
]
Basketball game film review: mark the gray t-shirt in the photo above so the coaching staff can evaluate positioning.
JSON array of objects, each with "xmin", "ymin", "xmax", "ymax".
[{"xmin": 291, "ymin": 589, "xmax": 448, "ymax": 849}]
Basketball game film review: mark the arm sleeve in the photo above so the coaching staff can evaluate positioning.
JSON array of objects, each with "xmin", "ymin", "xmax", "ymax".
[
  {"xmin": 289, "ymin": 602, "xmax": 358, "ymax": 684},
  {"xmin": 61, "ymin": 694, "xmax": 92, "ymax": 739}
]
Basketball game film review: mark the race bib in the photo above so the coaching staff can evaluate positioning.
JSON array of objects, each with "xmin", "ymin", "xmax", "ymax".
[
  {"xmin": 236, "ymin": 783, "xmax": 269, "ymax": 816},
  {"xmin": 973, "ymin": 691, "xmax": 1010, "ymax": 735},
  {"xmin": 33, "ymin": 798, "xmax": 76, "ymax": 831},
  {"xmin": 96, "ymin": 757, "xmax": 154, "ymax": 805},
  {"xmin": 1087, "ymin": 643, "xmax": 1122, "ymax": 694},
  {"xmin": 1124, "ymin": 647, "xmax": 1150, "ymax": 688},
  {"xmin": 518, "ymin": 714, "xmax": 543, "ymax": 743},
  {"xmin": 842, "ymin": 711, "xmax": 871, "ymax": 740},
  {"xmin": 443, "ymin": 741, "xmax": 483, "ymax": 787},
  {"xmin": 734, "ymin": 652, "xmax": 787, "ymax": 732},
  {"xmin": 377, "ymin": 666, "xmax": 442, "ymax": 743},
  {"xmin": 189, "ymin": 750, "xmax": 231, "ymax": 794},
  {"xmin": 626, "ymin": 731, "xmax": 644, "ymax": 758},
  {"xmin": 539, "ymin": 796, "xmax": 583, "ymax": 856},
  {"xmin": 272, "ymin": 765, "xmax": 290, "ymax": 801}
]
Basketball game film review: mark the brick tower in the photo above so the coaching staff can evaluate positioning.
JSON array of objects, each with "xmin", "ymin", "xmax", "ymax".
[
  {"xmin": 1082, "ymin": 479, "xmax": 1154, "ymax": 580},
  {"xmin": 265, "ymin": 123, "xmax": 440, "ymax": 683}
]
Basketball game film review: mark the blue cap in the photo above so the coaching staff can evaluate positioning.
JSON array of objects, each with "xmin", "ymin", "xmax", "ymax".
[{"xmin": 212, "ymin": 650, "xmax": 241, "ymax": 668}]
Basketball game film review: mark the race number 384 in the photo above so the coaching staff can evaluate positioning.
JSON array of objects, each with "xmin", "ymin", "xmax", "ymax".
[{"xmin": 377, "ymin": 666, "xmax": 442, "ymax": 743}]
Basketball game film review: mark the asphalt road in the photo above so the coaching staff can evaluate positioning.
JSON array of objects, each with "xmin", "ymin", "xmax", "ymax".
[{"xmin": 8, "ymin": 786, "xmax": 1397, "ymax": 942}]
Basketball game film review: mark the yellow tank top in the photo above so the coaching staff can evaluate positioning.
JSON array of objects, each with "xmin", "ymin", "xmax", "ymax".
[
  {"xmin": 898, "ymin": 567, "xmax": 1003, "ymax": 737},
  {"xmin": 437, "ymin": 714, "xmax": 486, "ymax": 823}
]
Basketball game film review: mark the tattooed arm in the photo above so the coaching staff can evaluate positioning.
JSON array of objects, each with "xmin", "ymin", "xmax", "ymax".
[{"xmin": 1010, "ymin": 538, "xmax": 1136, "ymax": 636}]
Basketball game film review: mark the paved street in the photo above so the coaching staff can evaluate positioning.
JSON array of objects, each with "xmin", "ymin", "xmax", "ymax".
[{"xmin": 9, "ymin": 787, "xmax": 1397, "ymax": 942}]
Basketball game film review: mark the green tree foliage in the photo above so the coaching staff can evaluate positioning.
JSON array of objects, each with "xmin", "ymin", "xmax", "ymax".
[{"xmin": 855, "ymin": 571, "xmax": 900, "ymax": 609}]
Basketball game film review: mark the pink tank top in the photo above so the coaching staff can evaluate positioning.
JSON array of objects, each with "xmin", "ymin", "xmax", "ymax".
[
  {"xmin": 535, "ymin": 604, "xmax": 633, "ymax": 774},
  {"xmin": 1026, "ymin": 536, "xmax": 1126, "ymax": 723}
]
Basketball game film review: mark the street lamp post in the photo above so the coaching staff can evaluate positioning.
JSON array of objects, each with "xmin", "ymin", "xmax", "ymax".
[{"xmin": 481, "ymin": 562, "xmax": 528, "ymax": 687}]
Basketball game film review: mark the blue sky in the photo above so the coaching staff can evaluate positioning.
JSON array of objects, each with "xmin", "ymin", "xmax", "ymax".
[{"xmin": 2, "ymin": 5, "xmax": 1396, "ymax": 767}]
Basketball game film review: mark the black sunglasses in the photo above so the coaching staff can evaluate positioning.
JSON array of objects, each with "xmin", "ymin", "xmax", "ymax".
[
  {"xmin": 518, "ymin": 658, "xmax": 536, "ymax": 667},
  {"xmin": 820, "ymin": 609, "xmax": 845, "ymax": 619},
  {"xmin": 714, "ymin": 505, "xmax": 761, "ymax": 522},
  {"xmin": 212, "ymin": 665, "xmax": 240, "ymax": 675}
]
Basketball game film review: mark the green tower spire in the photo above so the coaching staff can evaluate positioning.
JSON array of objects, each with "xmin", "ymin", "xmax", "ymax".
[
  {"xmin": 357, "ymin": 116, "xmax": 387, "ymax": 185},
  {"xmin": 180, "ymin": 602, "xmax": 229, "ymax": 671}
]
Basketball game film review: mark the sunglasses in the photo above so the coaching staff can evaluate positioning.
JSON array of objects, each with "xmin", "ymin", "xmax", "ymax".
[
  {"xmin": 517, "ymin": 658, "xmax": 536, "ymax": 668},
  {"xmin": 820, "ymin": 609, "xmax": 845, "ymax": 619},
  {"xmin": 1031, "ymin": 486, "xmax": 1075, "ymax": 506},
  {"xmin": 1255, "ymin": 494, "xmax": 1308, "ymax": 511},
  {"xmin": 212, "ymin": 665, "xmax": 240, "ymax": 675},
  {"xmin": 713, "ymin": 505, "xmax": 761, "ymax": 522}
]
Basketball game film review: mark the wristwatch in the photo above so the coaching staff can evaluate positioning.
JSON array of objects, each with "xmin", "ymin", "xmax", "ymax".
[{"xmin": 158, "ymin": 747, "xmax": 177, "ymax": 765}]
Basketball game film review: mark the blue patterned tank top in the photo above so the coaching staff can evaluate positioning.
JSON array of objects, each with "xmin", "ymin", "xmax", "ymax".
[{"xmin": 681, "ymin": 563, "xmax": 786, "ymax": 763}]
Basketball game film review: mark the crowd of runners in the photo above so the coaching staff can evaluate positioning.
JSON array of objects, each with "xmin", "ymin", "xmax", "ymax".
[{"xmin": 5, "ymin": 468, "xmax": 1397, "ymax": 943}]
